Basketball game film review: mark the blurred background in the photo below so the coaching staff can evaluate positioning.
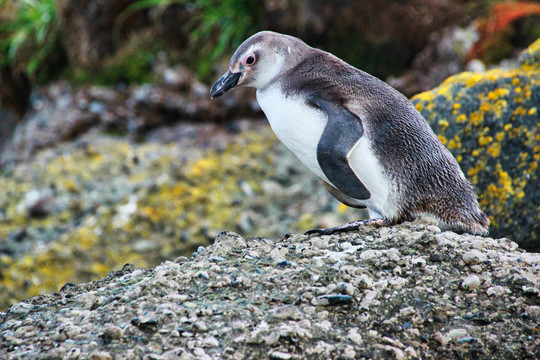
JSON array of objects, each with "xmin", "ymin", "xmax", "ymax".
[{"xmin": 0, "ymin": 0, "xmax": 539, "ymax": 309}]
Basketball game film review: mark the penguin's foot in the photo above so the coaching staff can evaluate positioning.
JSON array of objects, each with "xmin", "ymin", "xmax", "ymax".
[{"xmin": 305, "ymin": 218, "xmax": 388, "ymax": 236}]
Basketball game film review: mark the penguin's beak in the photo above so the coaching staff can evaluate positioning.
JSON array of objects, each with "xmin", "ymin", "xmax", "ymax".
[{"xmin": 210, "ymin": 70, "xmax": 242, "ymax": 98}]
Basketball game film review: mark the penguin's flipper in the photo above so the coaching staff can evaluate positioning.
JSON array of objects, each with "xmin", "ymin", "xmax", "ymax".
[{"xmin": 313, "ymin": 98, "xmax": 371, "ymax": 200}]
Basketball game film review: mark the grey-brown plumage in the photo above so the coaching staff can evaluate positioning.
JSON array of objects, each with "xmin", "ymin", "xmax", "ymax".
[{"xmin": 210, "ymin": 31, "xmax": 489, "ymax": 235}]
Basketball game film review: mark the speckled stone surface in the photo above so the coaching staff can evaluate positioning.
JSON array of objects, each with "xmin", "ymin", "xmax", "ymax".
[
  {"xmin": 411, "ymin": 38, "xmax": 540, "ymax": 251},
  {"xmin": 1, "ymin": 218, "xmax": 539, "ymax": 359}
]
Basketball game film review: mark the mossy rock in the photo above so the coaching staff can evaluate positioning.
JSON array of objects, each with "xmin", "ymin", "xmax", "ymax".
[{"xmin": 411, "ymin": 38, "xmax": 540, "ymax": 251}]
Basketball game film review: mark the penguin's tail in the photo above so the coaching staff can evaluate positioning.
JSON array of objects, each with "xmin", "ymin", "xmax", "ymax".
[
  {"xmin": 434, "ymin": 194, "xmax": 490, "ymax": 236},
  {"xmin": 414, "ymin": 187, "xmax": 490, "ymax": 236},
  {"xmin": 459, "ymin": 208, "xmax": 490, "ymax": 236}
]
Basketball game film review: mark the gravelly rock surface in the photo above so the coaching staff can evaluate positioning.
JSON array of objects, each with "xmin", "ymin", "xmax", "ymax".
[{"xmin": 1, "ymin": 218, "xmax": 539, "ymax": 359}]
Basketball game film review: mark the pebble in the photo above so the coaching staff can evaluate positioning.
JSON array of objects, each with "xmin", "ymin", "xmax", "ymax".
[
  {"xmin": 310, "ymin": 238, "xmax": 329, "ymax": 249},
  {"xmin": 447, "ymin": 328, "xmax": 468, "ymax": 340},
  {"xmin": 89, "ymin": 351, "xmax": 112, "ymax": 360},
  {"xmin": 202, "ymin": 336, "xmax": 219, "ymax": 347},
  {"xmin": 463, "ymin": 250, "xmax": 486, "ymax": 265},
  {"xmin": 269, "ymin": 247, "xmax": 288, "ymax": 263},
  {"xmin": 411, "ymin": 258, "xmax": 426, "ymax": 267},
  {"xmin": 312, "ymin": 294, "xmax": 353, "ymax": 306},
  {"xmin": 270, "ymin": 305, "xmax": 302, "ymax": 320},
  {"xmin": 315, "ymin": 320, "xmax": 332, "ymax": 331},
  {"xmin": 399, "ymin": 307, "xmax": 416, "ymax": 316},
  {"xmin": 343, "ymin": 345, "xmax": 356, "ymax": 359},
  {"xmin": 262, "ymin": 331, "xmax": 280, "ymax": 346},
  {"xmin": 232, "ymin": 321, "xmax": 246, "ymax": 330},
  {"xmin": 360, "ymin": 250, "xmax": 381, "ymax": 261},
  {"xmin": 461, "ymin": 275, "xmax": 481, "ymax": 290},
  {"xmin": 356, "ymin": 274, "xmax": 373, "ymax": 289},
  {"xmin": 486, "ymin": 285, "xmax": 511, "ymax": 296},
  {"xmin": 270, "ymin": 351, "xmax": 292, "ymax": 360},
  {"xmin": 102, "ymin": 325, "xmax": 123, "ymax": 339},
  {"xmin": 347, "ymin": 328, "xmax": 363, "ymax": 344}
]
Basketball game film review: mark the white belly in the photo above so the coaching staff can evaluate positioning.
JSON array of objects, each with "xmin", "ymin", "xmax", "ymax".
[
  {"xmin": 256, "ymin": 87, "xmax": 397, "ymax": 218},
  {"xmin": 257, "ymin": 87, "xmax": 329, "ymax": 182}
]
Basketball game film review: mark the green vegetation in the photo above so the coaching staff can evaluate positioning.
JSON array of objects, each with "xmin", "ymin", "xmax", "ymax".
[
  {"xmin": 0, "ymin": 0, "xmax": 61, "ymax": 83},
  {"xmin": 0, "ymin": 0, "xmax": 261, "ymax": 85}
]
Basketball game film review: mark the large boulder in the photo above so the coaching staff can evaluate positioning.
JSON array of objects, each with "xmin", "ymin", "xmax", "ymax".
[
  {"xmin": 1, "ymin": 219, "xmax": 539, "ymax": 359},
  {"xmin": 411, "ymin": 38, "xmax": 540, "ymax": 251}
]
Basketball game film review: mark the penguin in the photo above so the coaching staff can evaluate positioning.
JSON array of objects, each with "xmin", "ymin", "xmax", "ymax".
[{"xmin": 210, "ymin": 31, "xmax": 489, "ymax": 236}]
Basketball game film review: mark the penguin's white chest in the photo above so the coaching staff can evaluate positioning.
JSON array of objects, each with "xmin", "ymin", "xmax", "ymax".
[
  {"xmin": 256, "ymin": 88, "xmax": 328, "ymax": 181},
  {"xmin": 256, "ymin": 86, "xmax": 396, "ymax": 218}
]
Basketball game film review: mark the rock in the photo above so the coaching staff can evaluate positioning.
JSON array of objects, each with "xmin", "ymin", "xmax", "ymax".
[
  {"xmin": 461, "ymin": 275, "xmax": 481, "ymax": 290},
  {"xmin": 462, "ymin": 250, "xmax": 486, "ymax": 265},
  {"xmin": 16, "ymin": 188, "xmax": 57, "ymax": 217},
  {"xmin": 388, "ymin": 25, "xmax": 479, "ymax": 97},
  {"xmin": 411, "ymin": 38, "xmax": 540, "ymax": 251},
  {"xmin": 447, "ymin": 328, "xmax": 468, "ymax": 340},
  {"xmin": 209, "ymin": 232, "xmax": 247, "ymax": 257},
  {"xmin": 102, "ymin": 325, "xmax": 124, "ymax": 340},
  {"xmin": 89, "ymin": 351, "xmax": 112, "ymax": 360},
  {"xmin": 269, "ymin": 305, "xmax": 302, "ymax": 321},
  {"xmin": 201, "ymin": 336, "xmax": 219, "ymax": 348},
  {"xmin": 269, "ymin": 351, "xmax": 291, "ymax": 360},
  {"xmin": 486, "ymin": 285, "xmax": 511, "ymax": 297},
  {"xmin": 0, "ymin": 216, "xmax": 535, "ymax": 360}
]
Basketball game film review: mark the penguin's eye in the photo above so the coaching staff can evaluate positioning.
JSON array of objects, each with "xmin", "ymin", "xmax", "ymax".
[{"xmin": 245, "ymin": 55, "xmax": 256, "ymax": 66}]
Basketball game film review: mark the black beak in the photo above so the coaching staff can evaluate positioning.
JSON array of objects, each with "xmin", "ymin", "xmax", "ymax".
[{"xmin": 210, "ymin": 70, "xmax": 242, "ymax": 98}]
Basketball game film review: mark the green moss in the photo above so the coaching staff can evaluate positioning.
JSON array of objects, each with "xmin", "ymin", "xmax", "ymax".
[
  {"xmin": 0, "ymin": 0, "xmax": 61, "ymax": 83},
  {"xmin": 411, "ymin": 38, "xmax": 540, "ymax": 248}
]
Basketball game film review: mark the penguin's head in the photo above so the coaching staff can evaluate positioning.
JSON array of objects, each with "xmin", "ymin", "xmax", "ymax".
[{"xmin": 210, "ymin": 31, "xmax": 308, "ymax": 98}]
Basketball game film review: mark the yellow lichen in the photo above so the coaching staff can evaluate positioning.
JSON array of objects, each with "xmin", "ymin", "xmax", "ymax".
[
  {"xmin": 456, "ymin": 114, "xmax": 467, "ymax": 123},
  {"xmin": 478, "ymin": 134, "xmax": 493, "ymax": 146},
  {"xmin": 438, "ymin": 119, "xmax": 450, "ymax": 129},
  {"xmin": 487, "ymin": 142, "xmax": 501, "ymax": 157},
  {"xmin": 487, "ymin": 88, "xmax": 510, "ymax": 100},
  {"xmin": 470, "ymin": 111, "xmax": 484, "ymax": 126},
  {"xmin": 437, "ymin": 134, "xmax": 448, "ymax": 146}
]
